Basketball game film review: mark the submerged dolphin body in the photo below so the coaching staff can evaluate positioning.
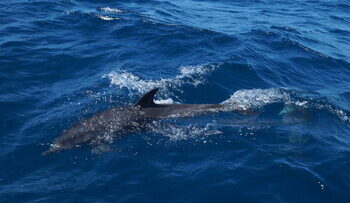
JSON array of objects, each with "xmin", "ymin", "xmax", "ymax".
[{"xmin": 43, "ymin": 88, "xmax": 244, "ymax": 155}]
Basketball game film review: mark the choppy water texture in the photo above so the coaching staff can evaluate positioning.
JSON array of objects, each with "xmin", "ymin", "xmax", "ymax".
[{"xmin": 1, "ymin": 0, "xmax": 350, "ymax": 202}]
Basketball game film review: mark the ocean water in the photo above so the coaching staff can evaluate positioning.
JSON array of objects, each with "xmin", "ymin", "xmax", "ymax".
[{"xmin": 1, "ymin": 0, "xmax": 350, "ymax": 202}]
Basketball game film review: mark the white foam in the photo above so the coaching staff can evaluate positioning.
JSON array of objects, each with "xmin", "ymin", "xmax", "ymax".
[
  {"xmin": 105, "ymin": 64, "xmax": 218, "ymax": 98},
  {"xmin": 333, "ymin": 109, "xmax": 349, "ymax": 122},
  {"xmin": 154, "ymin": 98, "xmax": 176, "ymax": 104},
  {"xmin": 96, "ymin": 14, "xmax": 119, "ymax": 21},
  {"xmin": 294, "ymin": 100, "xmax": 308, "ymax": 106},
  {"xmin": 221, "ymin": 89, "xmax": 349, "ymax": 122},
  {"xmin": 100, "ymin": 7, "xmax": 123, "ymax": 13},
  {"xmin": 313, "ymin": 103, "xmax": 350, "ymax": 122},
  {"xmin": 222, "ymin": 88, "xmax": 291, "ymax": 110},
  {"xmin": 148, "ymin": 121, "xmax": 221, "ymax": 140}
]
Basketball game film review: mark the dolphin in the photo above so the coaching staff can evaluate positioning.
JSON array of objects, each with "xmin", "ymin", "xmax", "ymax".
[{"xmin": 43, "ymin": 88, "xmax": 250, "ymax": 155}]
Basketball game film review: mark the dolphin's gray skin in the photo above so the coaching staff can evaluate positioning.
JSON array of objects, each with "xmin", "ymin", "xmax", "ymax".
[{"xmin": 43, "ymin": 88, "xmax": 247, "ymax": 155}]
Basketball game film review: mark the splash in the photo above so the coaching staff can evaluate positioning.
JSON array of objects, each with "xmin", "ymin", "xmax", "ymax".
[
  {"xmin": 222, "ymin": 88, "xmax": 291, "ymax": 110},
  {"xmin": 222, "ymin": 88, "xmax": 349, "ymax": 122},
  {"xmin": 154, "ymin": 98, "xmax": 176, "ymax": 104},
  {"xmin": 105, "ymin": 64, "xmax": 218, "ymax": 98},
  {"xmin": 95, "ymin": 14, "xmax": 119, "ymax": 21},
  {"xmin": 147, "ymin": 121, "xmax": 222, "ymax": 141},
  {"xmin": 100, "ymin": 7, "xmax": 123, "ymax": 13},
  {"xmin": 312, "ymin": 103, "xmax": 350, "ymax": 122}
]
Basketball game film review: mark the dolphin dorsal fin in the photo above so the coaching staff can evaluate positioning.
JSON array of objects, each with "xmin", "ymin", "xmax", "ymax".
[{"xmin": 134, "ymin": 88, "xmax": 159, "ymax": 107}]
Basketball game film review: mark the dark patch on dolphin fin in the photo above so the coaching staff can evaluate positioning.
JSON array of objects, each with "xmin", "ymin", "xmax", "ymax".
[{"xmin": 134, "ymin": 88, "xmax": 159, "ymax": 107}]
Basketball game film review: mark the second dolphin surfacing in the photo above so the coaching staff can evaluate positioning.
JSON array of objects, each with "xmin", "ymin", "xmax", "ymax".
[{"xmin": 43, "ymin": 88, "xmax": 252, "ymax": 155}]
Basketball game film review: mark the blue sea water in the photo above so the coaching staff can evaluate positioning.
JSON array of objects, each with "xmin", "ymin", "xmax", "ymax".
[{"xmin": 1, "ymin": 0, "xmax": 350, "ymax": 202}]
